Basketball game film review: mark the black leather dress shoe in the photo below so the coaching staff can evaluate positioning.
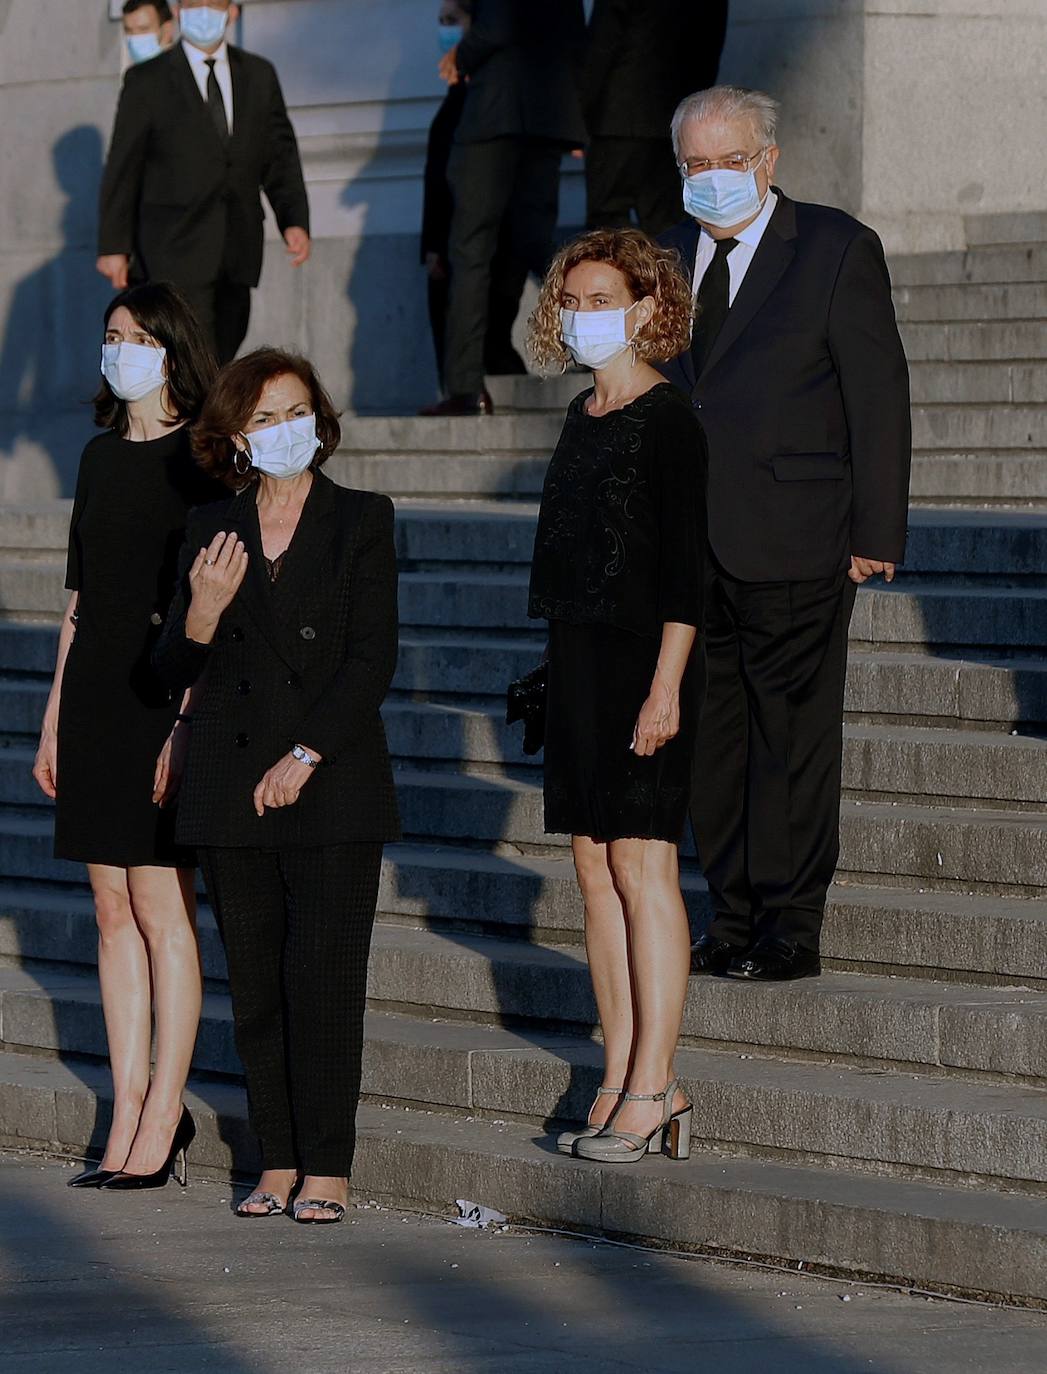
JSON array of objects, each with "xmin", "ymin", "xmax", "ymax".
[
  {"xmin": 727, "ymin": 938, "xmax": 821, "ymax": 981},
  {"xmin": 418, "ymin": 390, "xmax": 494, "ymax": 417},
  {"xmin": 690, "ymin": 936, "xmax": 742, "ymax": 976}
]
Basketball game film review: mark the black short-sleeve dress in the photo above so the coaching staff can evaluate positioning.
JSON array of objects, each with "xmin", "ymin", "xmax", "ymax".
[
  {"xmin": 55, "ymin": 426, "xmax": 219, "ymax": 867},
  {"xmin": 528, "ymin": 383, "xmax": 708, "ymax": 843}
]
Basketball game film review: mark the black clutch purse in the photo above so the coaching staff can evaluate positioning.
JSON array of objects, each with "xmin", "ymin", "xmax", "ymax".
[{"xmin": 506, "ymin": 662, "xmax": 548, "ymax": 756}]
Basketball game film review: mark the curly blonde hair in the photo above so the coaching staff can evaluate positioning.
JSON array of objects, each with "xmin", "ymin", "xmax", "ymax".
[{"xmin": 528, "ymin": 228, "xmax": 693, "ymax": 372}]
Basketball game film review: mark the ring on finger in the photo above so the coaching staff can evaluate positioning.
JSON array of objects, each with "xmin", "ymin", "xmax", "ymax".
[{"xmin": 204, "ymin": 558, "xmax": 215, "ymax": 566}]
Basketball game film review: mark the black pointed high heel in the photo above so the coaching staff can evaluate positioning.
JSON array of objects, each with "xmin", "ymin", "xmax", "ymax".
[
  {"xmin": 101, "ymin": 1106, "xmax": 195, "ymax": 1190},
  {"xmin": 68, "ymin": 1165, "xmax": 119, "ymax": 1189}
]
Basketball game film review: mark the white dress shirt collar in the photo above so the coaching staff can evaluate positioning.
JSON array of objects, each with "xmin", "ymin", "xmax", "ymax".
[
  {"xmin": 692, "ymin": 191, "xmax": 780, "ymax": 306},
  {"xmin": 182, "ymin": 37, "xmax": 230, "ymax": 70},
  {"xmin": 700, "ymin": 187, "xmax": 778, "ymax": 256}
]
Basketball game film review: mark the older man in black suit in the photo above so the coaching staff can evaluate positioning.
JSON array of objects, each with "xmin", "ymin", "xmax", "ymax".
[
  {"xmin": 97, "ymin": 0, "xmax": 309, "ymax": 363},
  {"xmin": 659, "ymin": 86, "xmax": 911, "ymax": 982}
]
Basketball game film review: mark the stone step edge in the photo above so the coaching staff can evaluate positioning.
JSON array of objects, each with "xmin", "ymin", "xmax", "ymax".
[
  {"xmin": 6, "ymin": 923, "xmax": 1047, "ymax": 1082},
  {"xmin": 3, "ymin": 1052, "xmax": 1045, "ymax": 1306},
  {"xmin": 4, "ymin": 969, "xmax": 1044, "ymax": 1190}
]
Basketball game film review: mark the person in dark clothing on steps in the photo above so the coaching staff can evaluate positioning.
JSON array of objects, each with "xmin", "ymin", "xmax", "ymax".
[
  {"xmin": 421, "ymin": 0, "xmax": 528, "ymax": 397},
  {"xmin": 97, "ymin": 0, "xmax": 310, "ymax": 364},
  {"xmin": 421, "ymin": 0, "xmax": 587, "ymax": 417},
  {"xmin": 582, "ymin": 0, "xmax": 728, "ymax": 237},
  {"xmin": 155, "ymin": 349, "xmax": 399, "ymax": 1224},
  {"xmin": 659, "ymin": 86, "xmax": 911, "ymax": 983}
]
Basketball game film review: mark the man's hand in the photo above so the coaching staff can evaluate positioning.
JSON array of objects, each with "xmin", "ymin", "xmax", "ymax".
[
  {"xmin": 283, "ymin": 226, "xmax": 311, "ymax": 267},
  {"xmin": 253, "ymin": 749, "xmax": 321, "ymax": 816},
  {"xmin": 438, "ymin": 46, "xmax": 460, "ymax": 84},
  {"xmin": 849, "ymin": 556, "xmax": 896, "ymax": 585},
  {"xmin": 96, "ymin": 254, "xmax": 130, "ymax": 290}
]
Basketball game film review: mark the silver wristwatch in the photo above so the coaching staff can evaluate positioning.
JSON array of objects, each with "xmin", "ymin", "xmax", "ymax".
[{"xmin": 291, "ymin": 744, "xmax": 319, "ymax": 769}]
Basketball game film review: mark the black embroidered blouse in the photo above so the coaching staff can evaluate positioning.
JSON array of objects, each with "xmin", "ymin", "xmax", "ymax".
[{"xmin": 528, "ymin": 383, "xmax": 708, "ymax": 638}]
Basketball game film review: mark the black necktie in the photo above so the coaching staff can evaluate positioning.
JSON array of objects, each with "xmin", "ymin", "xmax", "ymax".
[
  {"xmin": 690, "ymin": 237, "xmax": 738, "ymax": 377},
  {"xmin": 205, "ymin": 59, "xmax": 229, "ymax": 143}
]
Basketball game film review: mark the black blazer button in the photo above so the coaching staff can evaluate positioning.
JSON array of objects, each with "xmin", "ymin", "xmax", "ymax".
[
  {"xmin": 300, "ymin": 626, "xmax": 316, "ymax": 641},
  {"xmin": 237, "ymin": 680, "xmax": 251, "ymax": 696},
  {"xmin": 149, "ymin": 611, "xmax": 163, "ymax": 626},
  {"xmin": 286, "ymin": 673, "xmax": 301, "ymax": 689},
  {"xmin": 235, "ymin": 732, "xmax": 249, "ymax": 748},
  {"xmin": 230, "ymin": 626, "xmax": 244, "ymax": 642}
]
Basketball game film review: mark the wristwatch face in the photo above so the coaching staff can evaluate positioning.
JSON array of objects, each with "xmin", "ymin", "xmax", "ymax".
[{"xmin": 292, "ymin": 745, "xmax": 314, "ymax": 766}]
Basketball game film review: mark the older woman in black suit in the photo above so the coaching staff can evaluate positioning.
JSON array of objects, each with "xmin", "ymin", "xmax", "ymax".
[{"xmin": 155, "ymin": 348, "xmax": 399, "ymax": 1224}]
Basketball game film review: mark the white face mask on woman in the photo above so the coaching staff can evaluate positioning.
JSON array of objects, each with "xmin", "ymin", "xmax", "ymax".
[
  {"xmin": 241, "ymin": 414, "xmax": 321, "ymax": 480},
  {"xmin": 559, "ymin": 301, "xmax": 640, "ymax": 371},
  {"xmin": 100, "ymin": 341, "xmax": 167, "ymax": 401}
]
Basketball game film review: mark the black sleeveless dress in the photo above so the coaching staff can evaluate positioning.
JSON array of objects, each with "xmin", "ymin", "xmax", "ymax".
[
  {"xmin": 528, "ymin": 384, "xmax": 708, "ymax": 843},
  {"xmin": 55, "ymin": 426, "xmax": 219, "ymax": 867}
]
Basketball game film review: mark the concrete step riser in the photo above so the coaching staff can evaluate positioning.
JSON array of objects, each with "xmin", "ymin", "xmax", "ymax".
[
  {"xmin": 2, "ymin": 984, "xmax": 1044, "ymax": 1189},
  {"xmin": 3, "ymin": 845, "xmax": 1046, "ymax": 984},
  {"xmin": 5, "ymin": 1066, "xmax": 1043, "ymax": 1306},
  {"xmin": 894, "ymin": 283, "xmax": 1047, "ymax": 321},
  {"xmin": 891, "ymin": 244, "xmax": 1047, "ymax": 286}
]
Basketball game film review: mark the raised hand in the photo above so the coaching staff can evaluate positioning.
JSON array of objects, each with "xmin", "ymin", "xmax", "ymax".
[{"xmin": 185, "ymin": 532, "xmax": 248, "ymax": 644}]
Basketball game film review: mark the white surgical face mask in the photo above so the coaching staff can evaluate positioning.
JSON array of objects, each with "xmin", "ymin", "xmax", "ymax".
[
  {"xmin": 243, "ymin": 414, "xmax": 321, "ymax": 480},
  {"xmin": 178, "ymin": 5, "xmax": 230, "ymax": 49},
  {"xmin": 682, "ymin": 151, "xmax": 769, "ymax": 230},
  {"xmin": 559, "ymin": 301, "xmax": 639, "ymax": 371},
  {"xmin": 127, "ymin": 32, "xmax": 164, "ymax": 64},
  {"xmin": 100, "ymin": 342, "xmax": 167, "ymax": 401}
]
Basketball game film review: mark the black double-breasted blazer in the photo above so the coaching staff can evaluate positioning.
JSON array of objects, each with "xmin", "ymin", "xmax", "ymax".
[
  {"xmin": 98, "ymin": 43, "xmax": 309, "ymax": 288},
  {"xmin": 154, "ymin": 473, "xmax": 400, "ymax": 849},
  {"xmin": 659, "ymin": 192, "xmax": 912, "ymax": 583}
]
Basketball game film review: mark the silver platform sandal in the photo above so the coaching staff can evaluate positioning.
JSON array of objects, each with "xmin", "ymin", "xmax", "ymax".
[
  {"xmin": 556, "ymin": 1086, "xmax": 623, "ymax": 1154},
  {"xmin": 573, "ymin": 1077, "xmax": 692, "ymax": 1163}
]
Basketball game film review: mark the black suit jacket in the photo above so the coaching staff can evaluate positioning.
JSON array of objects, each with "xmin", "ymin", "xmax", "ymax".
[
  {"xmin": 98, "ymin": 44, "xmax": 309, "ymax": 288},
  {"xmin": 154, "ymin": 473, "xmax": 400, "ymax": 848},
  {"xmin": 582, "ymin": 0, "xmax": 728, "ymax": 140},
  {"xmin": 455, "ymin": 0, "xmax": 587, "ymax": 146},
  {"xmin": 659, "ymin": 193, "xmax": 911, "ymax": 582}
]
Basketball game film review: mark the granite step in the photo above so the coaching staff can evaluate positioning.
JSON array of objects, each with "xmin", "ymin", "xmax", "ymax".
[
  {"xmin": 0, "ymin": 967, "xmax": 1044, "ymax": 1190},
  {"xmin": 890, "ymin": 243, "xmax": 1047, "ymax": 286},
  {"xmin": 3, "ymin": 837, "xmax": 1045, "ymax": 985},
  {"xmin": 893, "ymin": 282, "xmax": 1047, "ymax": 322},
  {"xmin": 900, "ymin": 321, "xmax": 1047, "ymax": 362},
  {"xmin": 4, "ymin": 1051, "xmax": 1044, "ymax": 1303}
]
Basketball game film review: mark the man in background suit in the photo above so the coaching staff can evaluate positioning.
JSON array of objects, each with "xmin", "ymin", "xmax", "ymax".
[
  {"xmin": 660, "ymin": 86, "xmax": 911, "ymax": 982},
  {"xmin": 121, "ymin": 0, "xmax": 176, "ymax": 66},
  {"xmin": 421, "ymin": 0, "xmax": 587, "ymax": 417},
  {"xmin": 97, "ymin": 0, "xmax": 310, "ymax": 364},
  {"xmin": 582, "ymin": 0, "xmax": 728, "ymax": 236}
]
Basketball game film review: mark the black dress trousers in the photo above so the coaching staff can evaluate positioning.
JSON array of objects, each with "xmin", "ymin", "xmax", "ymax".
[
  {"xmin": 691, "ymin": 560, "xmax": 858, "ymax": 953},
  {"xmin": 199, "ymin": 842, "xmax": 383, "ymax": 1177}
]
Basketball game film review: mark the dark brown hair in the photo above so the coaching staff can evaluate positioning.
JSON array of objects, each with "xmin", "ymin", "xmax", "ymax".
[
  {"xmin": 192, "ymin": 348, "xmax": 342, "ymax": 488},
  {"xmin": 93, "ymin": 282, "xmax": 218, "ymax": 434},
  {"xmin": 123, "ymin": 0, "xmax": 173, "ymax": 20}
]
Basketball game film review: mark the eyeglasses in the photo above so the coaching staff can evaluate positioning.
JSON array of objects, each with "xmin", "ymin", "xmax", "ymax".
[{"xmin": 678, "ymin": 148, "xmax": 767, "ymax": 178}]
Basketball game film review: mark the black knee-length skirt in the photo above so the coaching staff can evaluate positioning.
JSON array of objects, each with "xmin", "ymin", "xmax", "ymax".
[{"xmin": 542, "ymin": 619, "xmax": 700, "ymax": 843}]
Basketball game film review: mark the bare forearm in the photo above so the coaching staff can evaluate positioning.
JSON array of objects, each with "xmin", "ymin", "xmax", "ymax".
[
  {"xmin": 652, "ymin": 621, "xmax": 697, "ymax": 694},
  {"xmin": 41, "ymin": 593, "xmax": 78, "ymax": 732},
  {"xmin": 184, "ymin": 603, "xmax": 220, "ymax": 646}
]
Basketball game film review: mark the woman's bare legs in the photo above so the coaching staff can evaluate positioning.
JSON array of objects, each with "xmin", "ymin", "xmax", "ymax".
[
  {"xmin": 88, "ymin": 864, "xmax": 152, "ymax": 1170},
  {"xmin": 603, "ymin": 837, "xmax": 690, "ymax": 1139},
  {"xmin": 121, "ymin": 865, "xmax": 202, "ymax": 1175},
  {"xmin": 571, "ymin": 836, "xmax": 634, "ymax": 1128}
]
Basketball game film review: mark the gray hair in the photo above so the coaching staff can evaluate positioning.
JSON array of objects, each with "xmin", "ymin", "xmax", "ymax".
[{"xmin": 671, "ymin": 86, "xmax": 780, "ymax": 159}]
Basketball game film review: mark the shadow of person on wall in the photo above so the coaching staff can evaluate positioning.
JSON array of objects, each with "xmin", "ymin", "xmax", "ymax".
[{"xmin": 0, "ymin": 125, "xmax": 111, "ymax": 499}]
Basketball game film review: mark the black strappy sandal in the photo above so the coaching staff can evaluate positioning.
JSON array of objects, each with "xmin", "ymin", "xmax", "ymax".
[
  {"xmin": 236, "ymin": 1189, "xmax": 289, "ymax": 1219},
  {"xmin": 292, "ymin": 1197, "xmax": 346, "ymax": 1225}
]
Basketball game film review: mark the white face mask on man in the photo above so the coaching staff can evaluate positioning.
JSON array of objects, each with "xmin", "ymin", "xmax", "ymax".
[
  {"xmin": 240, "ymin": 414, "xmax": 321, "ymax": 480},
  {"xmin": 559, "ymin": 301, "xmax": 640, "ymax": 371},
  {"xmin": 100, "ymin": 341, "xmax": 167, "ymax": 401},
  {"xmin": 178, "ymin": 5, "xmax": 230, "ymax": 49}
]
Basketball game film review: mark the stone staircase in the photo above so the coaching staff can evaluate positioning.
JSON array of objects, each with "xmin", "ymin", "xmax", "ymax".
[{"xmin": 1, "ymin": 229, "xmax": 1046, "ymax": 1306}]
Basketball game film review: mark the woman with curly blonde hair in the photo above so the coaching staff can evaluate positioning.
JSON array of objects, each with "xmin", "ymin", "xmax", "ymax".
[{"xmin": 526, "ymin": 228, "xmax": 708, "ymax": 1165}]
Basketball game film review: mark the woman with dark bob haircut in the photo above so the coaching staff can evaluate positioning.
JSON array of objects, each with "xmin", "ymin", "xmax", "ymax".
[
  {"xmin": 527, "ymin": 228, "xmax": 708, "ymax": 1166},
  {"xmin": 32, "ymin": 282, "xmax": 220, "ymax": 1191},
  {"xmin": 154, "ymin": 348, "xmax": 400, "ymax": 1224}
]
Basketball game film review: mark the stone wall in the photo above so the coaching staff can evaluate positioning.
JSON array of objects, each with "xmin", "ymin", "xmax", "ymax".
[{"xmin": 1, "ymin": 0, "xmax": 1044, "ymax": 498}]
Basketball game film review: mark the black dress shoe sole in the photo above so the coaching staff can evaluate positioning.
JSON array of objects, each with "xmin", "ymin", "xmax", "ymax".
[{"xmin": 725, "ymin": 961, "xmax": 822, "ymax": 982}]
